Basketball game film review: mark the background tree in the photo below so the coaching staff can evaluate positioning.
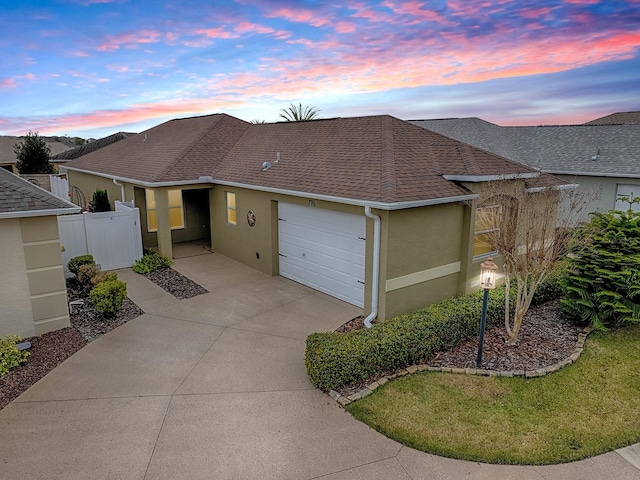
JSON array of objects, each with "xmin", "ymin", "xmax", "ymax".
[
  {"xmin": 14, "ymin": 131, "xmax": 54, "ymax": 174},
  {"xmin": 279, "ymin": 103, "xmax": 319, "ymax": 122},
  {"xmin": 474, "ymin": 181, "xmax": 593, "ymax": 344}
]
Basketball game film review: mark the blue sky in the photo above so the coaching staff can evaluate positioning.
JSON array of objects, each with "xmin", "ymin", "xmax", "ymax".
[{"xmin": 1, "ymin": 0, "xmax": 639, "ymax": 138}]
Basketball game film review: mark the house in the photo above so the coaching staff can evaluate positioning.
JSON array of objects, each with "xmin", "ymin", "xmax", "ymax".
[
  {"xmin": 0, "ymin": 168, "xmax": 80, "ymax": 338},
  {"xmin": 65, "ymin": 113, "xmax": 565, "ymax": 320},
  {"xmin": 410, "ymin": 113, "xmax": 640, "ymax": 217},
  {"xmin": 0, "ymin": 135, "xmax": 74, "ymax": 173}
]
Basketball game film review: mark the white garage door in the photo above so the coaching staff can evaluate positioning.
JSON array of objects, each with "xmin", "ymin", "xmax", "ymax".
[
  {"xmin": 278, "ymin": 203, "xmax": 366, "ymax": 308},
  {"xmin": 615, "ymin": 185, "xmax": 640, "ymax": 212}
]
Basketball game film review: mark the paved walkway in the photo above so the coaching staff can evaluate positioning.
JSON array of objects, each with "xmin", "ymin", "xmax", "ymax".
[{"xmin": 0, "ymin": 251, "xmax": 638, "ymax": 479}]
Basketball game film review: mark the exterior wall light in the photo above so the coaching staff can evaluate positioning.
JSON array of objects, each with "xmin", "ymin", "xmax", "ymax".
[{"xmin": 477, "ymin": 256, "xmax": 499, "ymax": 367}]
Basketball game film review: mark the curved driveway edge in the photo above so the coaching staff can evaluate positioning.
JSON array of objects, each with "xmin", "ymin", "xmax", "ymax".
[{"xmin": 0, "ymin": 252, "xmax": 638, "ymax": 479}]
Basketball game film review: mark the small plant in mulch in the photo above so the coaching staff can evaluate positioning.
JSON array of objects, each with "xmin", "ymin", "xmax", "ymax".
[
  {"xmin": 0, "ymin": 335, "xmax": 30, "ymax": 377},
  {"xmin": 132, "ymin": 251, "xmax": 173, "ymax": 274},
  {"xmin": 133, "ymin": 250, "xmax": 208, "ymax": 300}
]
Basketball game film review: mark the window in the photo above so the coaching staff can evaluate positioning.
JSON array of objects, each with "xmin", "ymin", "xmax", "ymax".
[
  {"xmin": 473, "ymin": 205, "xmax": 501, "ymax": 258},
  {"xmin": 145, "ymin": 189, "xmax": 184, "ymax": 232},
  {"xmin": 226, "ymin": 192, "xmax": 236, "ymax": 225}
]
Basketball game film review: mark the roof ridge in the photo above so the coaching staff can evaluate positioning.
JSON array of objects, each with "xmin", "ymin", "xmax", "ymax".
[
  {"xmin": 152, "ymin": 114, "xmax": 229, "ymax": 181},
  {"xmin": 380, "ymin": 116, "xmax": 397, "ymax": 202}
]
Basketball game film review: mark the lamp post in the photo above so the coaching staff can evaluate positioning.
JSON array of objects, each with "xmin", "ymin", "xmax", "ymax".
[{"xmin": 476, "ymin": 256, "xmax": 498, "ymax": 368}]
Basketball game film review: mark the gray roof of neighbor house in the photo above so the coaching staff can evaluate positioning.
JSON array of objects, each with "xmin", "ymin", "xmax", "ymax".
[
  {"xmin": 585, "ymin": 111, "xmax": 640, "ymax": 125},
  {"xmin": 51, "ymin": 132, "xmax": 135, "ymax": 161},
  {"xmin": 410, "ymin": 118, "xmax": 640, "ymax": 178},
  {"xmin": 0, "ymin": 136, "xmax": 73, "ymax": 165},
  {"xmin": 0, "ymin": 168, "xmax": 80, "ymax": 218},
  {"xmin": 66, "ymin": 113, "xmax": 565, "ymax": 206}
]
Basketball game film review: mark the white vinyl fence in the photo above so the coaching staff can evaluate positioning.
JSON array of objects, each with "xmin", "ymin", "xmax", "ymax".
[
  {"xmin": 58, "ymin": 201, "xmax": 143, "ymax": 277},
  {"xmin": 50, "ymin": 175, "xmax": 70, "ymax": 200}
]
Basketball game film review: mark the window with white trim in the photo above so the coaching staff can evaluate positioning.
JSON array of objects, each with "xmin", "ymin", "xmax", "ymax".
[
  {"xmin": 226, "ymin": 192, "xmax": 237, "ymax": 225},
  {"xmin": 145, "ymin": 189, "xmax": 184, "ymax": 232},
  {"xmin": 473, "ymin": 205, "xmax": 501, "ymax": 258}
]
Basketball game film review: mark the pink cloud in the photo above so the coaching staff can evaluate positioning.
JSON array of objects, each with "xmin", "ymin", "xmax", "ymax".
[
  {"xmin": 381, "ymin": 0, "xmax": 447, "ymax": 22},
  {"xmin": 335, "ymin": 22, "xmax": 356, "ymax": 33},
  {"xmin": 97, "ymin": 29, "xmax": 162, "ymax": 51},
  {"xmin": 73, "ymin": 51, "xmax": 90, "ymax": 57},
  {"xmin": 0, "ymin": 78, "xmax": 17, "ymax": 89},
  {"xmin": 264, "ymin": 6, "xmax": 333, "ymax": 28},
  {"xmin": 4, "ymin": 97, "xmax": 247, "ymax": 136},
  {"xmin": 192, "ymin": 27, "xmax": 236, "ymax": 39},
  {"xmin": 519, "ymin": 7, "xmax": 553, "ymax": 19}
]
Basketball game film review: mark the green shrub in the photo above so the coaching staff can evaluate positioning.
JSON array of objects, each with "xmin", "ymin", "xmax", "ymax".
[
  {"xmin": 90, "ymin": 280, "xmax": 127, "ymax": 318},
  {"xmin": 68, "ymin": 254, "xmax": 95, "ymax": 276},
  {"xmin": 132, "ymin": 251, "xmax": 172, "ymax": 274},
  {"xmin": 91, "ymin": 189, "xmax": 110, "ymax": 212},
  {"xmin": 306, "ymin": 287, "xmax": 510, "ymax": 392},
  {"xmin": 561, "ymin": 209, "xmax": 640, "ymax": 330},
  {"xmin": 77, "ymin": 263, "xmax": 102, "ymax": 285},
  {"xmin": 90, "ymin": 271, "xmax": 118, "ymax": 286},
  {"xmin": 0, "ymin": 335, "xmax": 30, "ymax": 377}
]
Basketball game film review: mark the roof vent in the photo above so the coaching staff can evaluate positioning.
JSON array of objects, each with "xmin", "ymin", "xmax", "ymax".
[
  {"xmin": 261, "ymin": 161, "xmax": 272, "ymax": 171},
  {"xmin": 591, "ymin": 148, "xmax": 600, "ymax": 161}
]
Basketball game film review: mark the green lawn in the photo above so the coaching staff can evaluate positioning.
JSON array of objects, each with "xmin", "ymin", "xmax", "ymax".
[{"xmin": 346, "ymin": 324, "xmax": 640, "ymax": 465}]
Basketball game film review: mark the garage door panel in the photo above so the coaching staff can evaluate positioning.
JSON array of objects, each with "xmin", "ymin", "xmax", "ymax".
[{"xmin": 279, "ymin": 203, "xmax": 365, "ymax": 308}]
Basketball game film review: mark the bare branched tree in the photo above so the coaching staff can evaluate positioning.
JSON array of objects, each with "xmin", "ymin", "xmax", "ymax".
[
  {"xmin": 279, "ymin": 103, "xmax": 320, "ymax": 122},
  {"xmin": 474, "ymin": 180, "xmax": 596, "ymax": 344}
]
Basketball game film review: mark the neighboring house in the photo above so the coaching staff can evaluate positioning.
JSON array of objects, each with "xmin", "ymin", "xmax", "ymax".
[
  {"xmin": 410, "ymin": 113, "xmax": 640, "ymax": 218},
  {"xmin": 52, "ymin": 132, "xmax": 134, "ymax": 162},
  {"xmin": 0, "ymin": 168, "xmax": 80, "ymax": 338},
  {"xmin": 0, "ymin": 135, "xmax": 74, "ymax": 173},
  {"xmin": 65, "ymin": 113, "xmax": 564, "ymax": 320},
  {"xmin": 584, "ymin": 111, "xmax": 640, "ymax": 125}
]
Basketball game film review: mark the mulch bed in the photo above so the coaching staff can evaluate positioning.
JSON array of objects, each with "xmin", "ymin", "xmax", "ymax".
[
  {"xmin": 336, "ymin": 300, "xmax": 582, "ymax": 396},
  {"xmin": 0, "ymin": 278, "xmax": 144, "ymax": 411},
  {"xmin": 143, "ymin": 267, "xmax": 208, "ymax": 299},
  {"xmin": 427, "ymin": 300, "xmax": 581, "ymax": 371}
]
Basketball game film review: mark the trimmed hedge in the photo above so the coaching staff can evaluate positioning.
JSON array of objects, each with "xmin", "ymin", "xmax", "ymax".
[{"xmin": 306, "ymin": 268, "xmax": 567, "ymax": 392}]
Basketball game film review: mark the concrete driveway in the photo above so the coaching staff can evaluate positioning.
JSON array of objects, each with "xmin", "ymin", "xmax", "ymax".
[{"xmin": 0, "ymin": 251, "xmax": 638, "ymax": 479}]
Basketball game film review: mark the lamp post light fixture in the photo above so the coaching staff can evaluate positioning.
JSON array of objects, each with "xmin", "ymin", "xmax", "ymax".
[{"xmin": 476, "ymin": 256, "xmax": 499, "ymax": 368}]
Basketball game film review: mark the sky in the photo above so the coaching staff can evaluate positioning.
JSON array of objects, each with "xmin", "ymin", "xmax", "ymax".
[{"xmin": 1, "ymin": 0, "xmax": 639, "ymax": 139}]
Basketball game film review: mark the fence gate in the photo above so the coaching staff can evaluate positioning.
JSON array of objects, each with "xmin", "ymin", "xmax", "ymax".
[
  {"xmin": 50, "ymin": 175, "xmax": 70, "ymax": 200},
  {"xmin": 58, "ymin": 202, "xmax": 143, "ymax": 277}
]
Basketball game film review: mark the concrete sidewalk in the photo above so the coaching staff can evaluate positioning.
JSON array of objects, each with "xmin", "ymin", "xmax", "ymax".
[{"xmin": 0, "ymin": 251, "xmax": 638, "ymax": 479}]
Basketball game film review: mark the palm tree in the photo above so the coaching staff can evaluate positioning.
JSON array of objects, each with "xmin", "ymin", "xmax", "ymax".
[{"xmin": 279, "ymin": 103, "xmax": 320, "ymax": 122}]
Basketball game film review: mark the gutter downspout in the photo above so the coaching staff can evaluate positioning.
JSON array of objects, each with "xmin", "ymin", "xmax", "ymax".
[
  {"xmin": 112, "ymin": 178, "xmax": 126, "ymax": 203},
  {"xmin": 364, "ymin": 206, "xmax": 381, "ymax": 328}
]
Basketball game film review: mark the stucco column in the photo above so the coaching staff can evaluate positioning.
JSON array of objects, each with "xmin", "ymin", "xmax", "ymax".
[{"xmin": 154, "ymin": 188, "xmax": 173, "ymax": 259}]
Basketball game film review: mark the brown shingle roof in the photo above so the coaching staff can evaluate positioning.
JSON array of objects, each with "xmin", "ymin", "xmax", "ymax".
[
  {"xmin": 67, "ymin": 114, "xmax": 251, "ymax": 183},
  {"xmin": 67, "ymin": 113, "xmax": 555, "ymax": 204},
  {"xmin": 0, "ymin": 168, "xmax": 79, "ymax": 216},
  {"xmin": 585, "ymin": 111, "xmax": 640, "ymax": 125}
]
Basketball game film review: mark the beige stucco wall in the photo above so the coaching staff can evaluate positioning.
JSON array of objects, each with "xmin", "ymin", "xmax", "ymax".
[
  {"xmin": 555, "ymin": 174, "xmax": 640, "ymax": 221},
  {"xmin": 0, "ymin": 216, "xmax": 70, "ymax": 338},
  {"xmin": 0, "ymin": 219, "xmax": 35, "ymax": 337},
  {"xmin": 20, "ymin": 216, "xmax": 70, "ymax": 335},
  {"xmin": 67, "ymin": 170, "xmax": 134, "ymax": 209},
  {"xmin": 380, "ymin": 203, "xmax": 468, "ymax": 319},
  {"xmin": 209, "ymin": 185, "xmax": 369, "ymax": 277}
]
